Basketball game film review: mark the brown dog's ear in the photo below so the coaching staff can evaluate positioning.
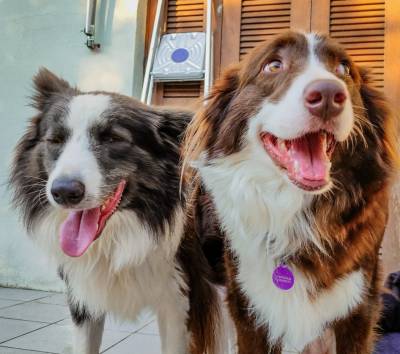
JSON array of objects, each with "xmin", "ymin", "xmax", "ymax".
[
  {"xmin": 32, "ymin": 67, "xmax": 72, "ymax": 111},
  {"xmin": 357, "ymin": 66, "xmax": 371, "ymax": 85},
  {"xmin": 183, "ymin": 66, "xmax": 240, "ymax": 171},
  {"xmin": 205, "ymin": 65, "xmax": 240, "ymax": 107},
  {"xmin": 358, "ymin": 66, "xmax": 400, "ymax": 170}
]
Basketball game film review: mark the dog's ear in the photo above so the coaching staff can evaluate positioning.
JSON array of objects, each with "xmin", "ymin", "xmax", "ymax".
[
  {"xmin": 357, "ymin": 65, "xmax": 374, "ymax": 87},
  {"xmin": 205, "ymin": 65, "xmax": 240, "ymax": 112},
  {"xmin": 32, "ymin": 67, "xmax": 72, "ymax": 111},
  {"xmin": 183, "ymin": 66, "xmax": 240, "ymax": 173},
  {"xmin": 358, "ymin": 66, "xmax": 400, "ymax": 170}
]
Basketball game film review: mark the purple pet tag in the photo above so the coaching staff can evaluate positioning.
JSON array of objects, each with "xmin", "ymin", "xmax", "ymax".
[{"xmin": 272, "ymin": 264, "xmax": 295, "ymax": 290}]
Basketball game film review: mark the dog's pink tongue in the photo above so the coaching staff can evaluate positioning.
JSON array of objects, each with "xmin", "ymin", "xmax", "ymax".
[
  {"xmin": 60, "ymin": 208, "xmax": 101, "ymax": 257},
  {"xmin": 290, "ymin": 133, "xmax": 329, "ymax": 181}
]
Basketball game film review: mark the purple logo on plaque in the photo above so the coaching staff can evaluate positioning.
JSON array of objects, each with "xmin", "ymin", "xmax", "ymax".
[
  {"xmin": 171, "ymin": 48, "xmax": 189, "ymax": 63},
  {"xmin": 272, "ymin": 265, "xmax": 295, "ymax": 290}
]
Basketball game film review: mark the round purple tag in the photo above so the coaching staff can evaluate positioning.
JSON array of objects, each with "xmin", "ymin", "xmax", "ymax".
[{"xmin": 272, "ymin": 265, "xmax": 295, "ymax": 290}]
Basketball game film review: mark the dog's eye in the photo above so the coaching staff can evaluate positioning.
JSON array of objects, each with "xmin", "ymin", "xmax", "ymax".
[
  {"xmin": 105, "ymin": 133, "xmax": 128, "ymax": 144},
  {"xmin": 336, "ymin": 62, "xmax": 350, "ymax": 76},
  {"xmin": 263, "ymin": 60, "xmax": 283, "ymax": 73},
  {"xmin": 46, "ymin": 136, "xmax": 64, "ymax": 145},
  {"xmin": 107, "ymin": 135, "xmax": 122, "ymax": 143}
]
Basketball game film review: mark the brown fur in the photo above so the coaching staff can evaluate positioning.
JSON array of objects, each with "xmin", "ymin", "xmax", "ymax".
[
  {"xmin": 182, "ymin": 32, "xmax": 399, "ymax": 353},
  {"xmin": 178, "ymin": 215, "xmax": 223, "ymax": 354}
]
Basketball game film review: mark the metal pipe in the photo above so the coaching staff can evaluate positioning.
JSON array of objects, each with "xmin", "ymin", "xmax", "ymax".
[
  {"xmin": 146, "ymin": 77, "xmax": 155, "ymax": 105},
  {"xmin": 84, "ymin": 0, "xmax": 100, "ymax": 49},
  {"xmin": 204, "ymin": 0, "xmax": 213, "ymax": 97},
  {"xmin": 84, "ymin": 0, "xmax": 97, "ymax": 36},
  {"xmin": 141, "ymin": 0, "xmax": 165, "ymax": 103}
]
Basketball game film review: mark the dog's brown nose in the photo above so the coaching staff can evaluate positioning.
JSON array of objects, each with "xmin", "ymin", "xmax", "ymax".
[{"xmin": 304, "ymin": 80, "xmax": 347, "ymax": 121}]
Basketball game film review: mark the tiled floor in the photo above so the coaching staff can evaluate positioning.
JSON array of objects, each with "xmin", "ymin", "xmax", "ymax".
[{"xmin": 0, "ymin": 286, "xmax": 161, "ymax": 354}]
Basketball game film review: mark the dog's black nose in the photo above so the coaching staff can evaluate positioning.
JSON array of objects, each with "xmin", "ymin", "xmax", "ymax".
[
  {"xmin": 51, "ymin": 178, "xmax": 85, "ymax": 206},
  {"xmin": 304, "ymin": 80, "xmax": 347, "ymax": 121}
]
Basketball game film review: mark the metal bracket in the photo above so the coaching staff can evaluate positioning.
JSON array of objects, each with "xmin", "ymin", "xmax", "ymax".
[{"xmin": 83, "ymin": 0, "xmax": 100, "ymax": 50}]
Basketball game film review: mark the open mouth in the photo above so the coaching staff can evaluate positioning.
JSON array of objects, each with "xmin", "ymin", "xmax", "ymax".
[
  {"xmin": 260, "ymin": 131, "xmax": 336, "ymax": 191},
  {"xmin": 59, "ymin": 180, "xmax": 126, "ymax": 257}
]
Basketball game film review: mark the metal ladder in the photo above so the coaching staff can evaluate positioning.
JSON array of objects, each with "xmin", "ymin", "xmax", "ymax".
[{"xmin": 141, "ymin": 0, "xmax": 214, "ymax": 105}]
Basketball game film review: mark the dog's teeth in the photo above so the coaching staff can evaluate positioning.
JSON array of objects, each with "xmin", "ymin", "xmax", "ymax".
[
  {"xmin": 294, "ymin": 160, "xmax": 300, "ymax": 174},
  {"xmin": 278, "ymin": 139, "xmax": 286, "ymax": 152}
]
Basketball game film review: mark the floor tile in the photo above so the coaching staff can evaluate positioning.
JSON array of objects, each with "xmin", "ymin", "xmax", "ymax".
[
  {"xmin": 57, "ymin": 314, "xmax": 154, "ymax": 333},
  {"xmin": 0, "ymin": 299, "xmax": 22, "ymax": 309},
  {"xmin": 0, "ymin": 302, "xmax": 69, "ymax": 323},
  {"xmin": 0, "ymin": 288, "xmax": 51, "ymax": 302},
  {"xmin": 0, "ymin": 347, "xmax": 54, "ymax": 354},
  {"xmin": 0, "ymin": 317, "xmax": 46, "ymax": 343},
  {"xmin": 3, "ymin": 323, "xmax": 130, "ymax": 354},
  {"xmin": 137, "ymin": 320, "xmax": 159, "ymax": 336},
  {"xmin": 106, "ymin": 312, "xmax": 156, "ymax": 333},
  {"xmin": 36, "ymin": 294, "xmax": 66, "ymax": 306},
  {"xmin": 102, "ymin": 333, "xmax": 162, "ymax": 354}
]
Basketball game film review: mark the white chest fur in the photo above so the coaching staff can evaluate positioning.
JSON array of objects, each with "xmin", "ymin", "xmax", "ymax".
[
  {"xmin": 233, "ymin": 240, "xmax": 364, "ymax": 350},
  {"xmin": 31, "ymin": 208, "xmax": 187, "ymax": 321},
  {"xmin": 199, "ymin": 152, "xmax": 365, "ymax": 351}
]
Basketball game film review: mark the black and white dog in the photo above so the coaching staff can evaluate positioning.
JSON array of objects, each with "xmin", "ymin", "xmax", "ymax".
[{"xmin": 9, "ymin": 69, "xmax": 222, "ymax": 354}]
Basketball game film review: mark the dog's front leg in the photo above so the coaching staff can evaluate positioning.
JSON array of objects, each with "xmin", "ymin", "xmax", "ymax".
[
  {"xmin": 157, "ymin": 293, "xmax": 190, "ymax": 354},
  {"xmin": 333, "ymin": 303, "xmax": 378, "ymax": 354},
  {"xmin": 69, "ymin": 300, "xmax": 105, "ymax": 354}
]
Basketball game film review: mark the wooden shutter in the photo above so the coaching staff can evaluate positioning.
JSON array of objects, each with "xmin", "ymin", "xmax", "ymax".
[
  {"xmin": 146, "ymin": 0, "xmax": 205, "ymax": 107},
  {"xmin": 240, "ymin": 0, "xmax": 292, "ymax": 59},
  {"xmin": 166, "ymin": 0, "xmax": 205, "ymax": 33},
  {"xmin": 219, "ymin": 0, "xmax": 295, "ymax": 71},
  {"xmin": 329, "ymin": 0, "xmax": 385, "ymax": 89}
]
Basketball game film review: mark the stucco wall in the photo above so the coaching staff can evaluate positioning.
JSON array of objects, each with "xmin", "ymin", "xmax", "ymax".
[{"xmin": 0, "ymin": 0, "xmax": 146, "ymax": 290}]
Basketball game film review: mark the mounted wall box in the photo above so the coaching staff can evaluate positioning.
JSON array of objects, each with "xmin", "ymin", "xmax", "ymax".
[{"xmin": 151, "ymin": 32, "xmax": 206, "ymax": 81}]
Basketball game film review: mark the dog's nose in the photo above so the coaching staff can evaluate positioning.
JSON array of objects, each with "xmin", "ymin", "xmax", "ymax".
[
  {"xmin": 304, "ymin": 80, "xmax": 347, "ymax": 121},
  {"xmin": 51, "ymin": 178, "xmax": 85, "ymax": 206}
]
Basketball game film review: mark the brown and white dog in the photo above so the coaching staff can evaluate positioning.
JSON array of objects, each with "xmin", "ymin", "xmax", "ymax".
[{"xmin": 183, "ymin": 32, "xmax": 399, "ymax": 353}]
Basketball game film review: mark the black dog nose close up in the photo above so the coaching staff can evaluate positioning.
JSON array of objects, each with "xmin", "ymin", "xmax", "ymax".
[
  {"xmin": 51, "ymin": 178, "xmax": 85, "ymax": 206},
  {"xmin": 304, "ymin": 79, "xmax": 347, "ymax": 121}
]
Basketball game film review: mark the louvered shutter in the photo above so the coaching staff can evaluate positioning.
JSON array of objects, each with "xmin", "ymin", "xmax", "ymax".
[
  {"xmin": 219, "ymin": 0, "xmax": 295, "ymax": 70},
  {"xmin": 167, "ymin": 0, "xmax": 204, "ymax": 33},
  {"xmin": 329, "ymin": 0, "xmax": 385, "ymax": 89},
  {"xmin": 240, "ymin": 0, "xmax": 292, "ymax": 59}
]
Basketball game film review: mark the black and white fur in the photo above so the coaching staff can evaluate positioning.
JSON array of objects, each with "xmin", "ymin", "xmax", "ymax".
[{"xmin": 10, "ymin": 68, "xmax": 194, "ymax": 354}]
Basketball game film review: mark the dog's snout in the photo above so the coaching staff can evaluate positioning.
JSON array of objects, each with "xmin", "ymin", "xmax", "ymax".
[
  {"xmin": 304, "ymin": 80, "xmax": 347, "ymax": 121},
  {"xmin": 51, "ymin": 178, "xmax": 85, "ymax": 206}
]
